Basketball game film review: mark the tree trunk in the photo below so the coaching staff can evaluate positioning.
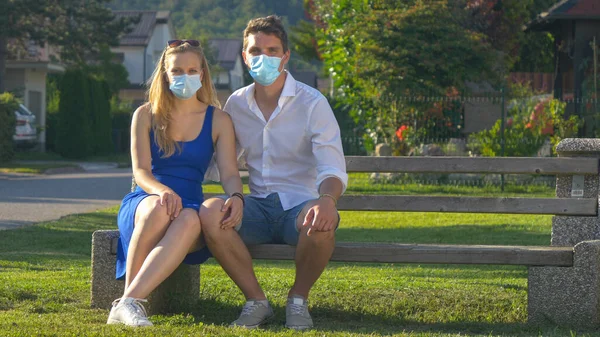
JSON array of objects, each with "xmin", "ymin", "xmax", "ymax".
[{"xmin": 0, "ymin": 35, "xmax": 6, "ymax": 93}]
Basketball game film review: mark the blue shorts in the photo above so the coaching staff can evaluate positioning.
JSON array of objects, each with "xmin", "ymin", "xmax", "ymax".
[{"xmin": 237, "ymin": 193, "xmax": 308, "ymax": 245}]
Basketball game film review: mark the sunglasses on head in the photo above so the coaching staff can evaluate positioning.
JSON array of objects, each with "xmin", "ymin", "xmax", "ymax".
[{"xmin": 167, "ymin": 39, "xmax": 200, "ymax": 48}]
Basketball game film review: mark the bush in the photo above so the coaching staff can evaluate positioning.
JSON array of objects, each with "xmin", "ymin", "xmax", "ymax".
[
  {"xmin": 0, "ymin": 93, "xmax": 19, "ymax": 162},
  {"xmin": 45, "ymin": 75, "xmax": 61, "ymax": 153},
  {"xmin": 90, "ymin": 79, "xmax": 113, "ymax": 155},
  {"xmin": 328, "ymin": 95, "xmax": 367, "ymax": 156},
  {"xmin": 111, "ymin": 97, "xmax": 133, "ymax": 154},
  {"xmin": 56, "ymin": 70, "xmax": 92, "ymax": 159},
  {"xmin": 468, "ymin": 95, "xmax": 580, "ymax": 157}
]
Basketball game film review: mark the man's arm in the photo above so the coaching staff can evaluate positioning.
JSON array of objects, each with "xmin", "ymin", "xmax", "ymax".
[{"xmin": 302, "ymin": 97, "xmax": 348, "ymax": 235}]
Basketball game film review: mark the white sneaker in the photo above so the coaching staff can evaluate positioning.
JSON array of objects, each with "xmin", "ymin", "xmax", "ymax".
[
  {"xmin": 285, "ymin": 295, "xmax": 313, "ymax": 330},
  {"xmin": 106, "ymin": 297, "xmax": 153, "ymax": 327},
  {"xmin": 229, "ymin": 300, "xmax": 274, "ymax": 329}
]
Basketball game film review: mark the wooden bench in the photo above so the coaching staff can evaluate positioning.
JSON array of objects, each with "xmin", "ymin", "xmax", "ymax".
[{"xmin": 91, "ymin": 138, "xmax": 600, "ymax": 328}]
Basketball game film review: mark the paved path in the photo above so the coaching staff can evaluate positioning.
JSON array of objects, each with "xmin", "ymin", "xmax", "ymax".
[{"xmin": 0, "ymin": 164, "xmax": 132, "ymax": 230}]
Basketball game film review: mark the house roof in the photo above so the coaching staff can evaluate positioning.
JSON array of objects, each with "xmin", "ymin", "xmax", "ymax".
[
  {"xmin": 114, "ymin": 10, "xmax": 169, "ymax": 46},
  {"xmin": 209, "ymin": 39, "xmax": 242, "ymax": 70},
  {"xmin": 527, "ymin": 0, "xmax": 600, "ymax": 31}
]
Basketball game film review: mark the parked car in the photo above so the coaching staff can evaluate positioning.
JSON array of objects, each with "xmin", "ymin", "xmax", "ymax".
[{"xmin": 13, "ymin": 104, "xmax": 38, "ymax": 148}]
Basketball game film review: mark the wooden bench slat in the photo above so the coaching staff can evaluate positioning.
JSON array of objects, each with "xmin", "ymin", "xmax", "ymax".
[
  {"xmin": 336, "ymin": 196, "xmax": 598, "ymax": 215},
  {"xmin": 345, "ymin": 156, "xmax": 599, "ymax": 175},
  {"xmin": 109, "ymin": 239, "xmax": 573, "ymax": 266},
  {"xmin": 203, "ymin": 194, "xmax": 597, "ymax": 215},
  {"xmin": 247, "ymin": 243, "xmax": 574, "ymax": 266}
]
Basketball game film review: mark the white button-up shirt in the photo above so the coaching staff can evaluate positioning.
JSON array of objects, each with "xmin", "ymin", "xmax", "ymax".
[{"xmin": 223, "ymin": 72, "xmax": 348, "ymax": 210}]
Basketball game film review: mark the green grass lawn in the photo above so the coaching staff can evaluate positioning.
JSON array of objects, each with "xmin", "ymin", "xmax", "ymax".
[
  {"xmin": 14, "ymin": 151, "xmax": 130, "ymax": 164},
  {"xmin": 0, "ymin": 170, "xmax": 571, "ymax": 336},
  {"xmin": 201, "ymin": 173, "xmax": 556, "ymax": 199},
  {"xmin": 0, "ymin": 162, "xmax": 81, "ymax": 174},
  {"xmin": 1, "ymin": 151, "xmax": 131, "ymax": 174},
  {"xmin": 0, "ymin": 200, "xmax": 589, "ymax": 336}
]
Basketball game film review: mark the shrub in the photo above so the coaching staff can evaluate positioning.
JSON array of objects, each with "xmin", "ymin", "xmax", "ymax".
[
  {"xmin": 89, "ymin": 79, "xmax": 113, "ymax": 155},
  {"xmin": 56, "ymin": 70, "xmax": 92, "ymax": 159},
  {"xmin": 45, "ymin": 75, "xmax": 61, "ymax": 153},
  {"xmin": 468, "ymin": 95, "xmax": 580, "ymax": 157},
  {"xmin": 111, "ymin": 97, "xmax": 133, "ymax": 154},
  {"xmin": 0, "ymin": 93, "xmax": 19, "ymax": 162}
]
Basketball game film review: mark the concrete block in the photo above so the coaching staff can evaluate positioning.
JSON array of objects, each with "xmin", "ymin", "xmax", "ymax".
[
  {"xmin": 91, "ymin": 230, "xmax": 123, "ymax": 310},
  {"xmin": 556, "ymin": 138, "xmax": 600, "ymax": 157},
  {"xmin": 528, "ymin": 240, "xmax": 600, "ymax": 327},
  {"xmin": 552, "ymin": 216, "xmax": 600, "ymax": 246},
  {"xmin": 555, "ymin": 175, "xmax": 599, "ymax": 199},
  {"xmin": 90, "ymin": 230, "xmax": 200, "ymax": 315}
]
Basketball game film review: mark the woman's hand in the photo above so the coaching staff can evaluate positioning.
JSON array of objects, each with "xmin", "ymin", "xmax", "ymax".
[
  {"xmin": 157, "ymin": 188, "xmax": 182, "ymax": 220},
  {"xmin": 220, "ymin": 195, "xmax": 244, "ymax": 229}
]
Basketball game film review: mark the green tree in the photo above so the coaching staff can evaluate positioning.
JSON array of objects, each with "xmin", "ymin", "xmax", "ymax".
[
  {"xmin": 311, "ymin": 0, "xmax": 499, "ymax": 150},
  {"xmin": 512, "ymin": 0, "xmax": 562, "ymax": 72},
  {"xmin": 87, "ymin": 45, "xmax": 131, "ymax": 97},
  {"xmin": 45, "ymin": 75, "xmax": 61, "ymax": 153},
  {"xmin": 290, "ymin": 19, "xmax": 321, "ymax": 65},
  {"xmin": 89, "ymin": 79, "xmax": 113, "ymax": 155},
  {"xmin": 108, "ymin": 0, "xmax": 306, "ymax": 39},
  {"xmin": 56, "ymin": 70, "xmax": 92, "ymax": 159},
  {"xmin": 0, "ymin": 93, "xmax": 19, "ymax": 162},
  {"xmin": 0, "ymin": 0, "xmax": 133, "ymax": 91}
]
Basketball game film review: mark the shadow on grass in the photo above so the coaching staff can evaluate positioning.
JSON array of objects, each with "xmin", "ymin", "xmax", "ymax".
[{"xmin": 177, "ymin": 298, "xmax": 570, "ymax": 336}]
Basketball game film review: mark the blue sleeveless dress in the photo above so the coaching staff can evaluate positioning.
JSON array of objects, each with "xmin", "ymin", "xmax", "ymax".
[{"xmin": 115, "ymin": 106, "xmax": 215, "ymax": 280}]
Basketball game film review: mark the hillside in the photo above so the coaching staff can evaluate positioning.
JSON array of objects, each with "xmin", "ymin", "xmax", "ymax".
[{"xmin": 108, "ymin": 0, "xmax": 306, "ymax": 39}]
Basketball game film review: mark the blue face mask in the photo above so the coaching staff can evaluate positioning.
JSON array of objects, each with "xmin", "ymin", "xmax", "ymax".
[
  {"xmin": 169, "ymin": 74, "xmax": 202, "ymax": 100},
  {"xmin": 248, "ymin": 55, "xmax": 283, "ymax": 86}
]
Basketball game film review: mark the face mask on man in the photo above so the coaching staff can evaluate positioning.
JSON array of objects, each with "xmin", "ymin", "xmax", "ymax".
[
  {"xmin": 247, "ymin": 54, "xmax": 284, "ymax": 86},
  {"xmin": 169, "ymin": 74, "xmax": 202, "ymax": 100}
]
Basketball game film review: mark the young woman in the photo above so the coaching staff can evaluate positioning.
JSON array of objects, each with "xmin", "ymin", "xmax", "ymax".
[{"xmin": 107, "ymin": 39, "xmax": 244, "ymax": 327}]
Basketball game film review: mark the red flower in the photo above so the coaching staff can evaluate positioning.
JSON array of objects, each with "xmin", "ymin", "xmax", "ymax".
[
  {"xmin": 396, "ymin": 125, "xmax": 409, "ymax": 141},
  {"xmin": 529, "ymin": 100, "xmax": 554, "ymax": 135},
  {"xmin": 506, "ymin": 117, "xmax": 513, "ymax": 127}
]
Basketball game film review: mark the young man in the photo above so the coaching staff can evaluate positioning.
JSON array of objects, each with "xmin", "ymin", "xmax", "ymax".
[{"xmin": 200, "ymin": 15, "xmax": 347, "ymax": 330}]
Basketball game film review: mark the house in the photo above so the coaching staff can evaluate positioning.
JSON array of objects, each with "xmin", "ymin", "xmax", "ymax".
[
  {"xmin": 527, "ymin": 0, "xmax": 600, "ymax": 136},
  {"xmin": 208, "ymin": 39, "xmax": 245, "ymax": 106},
  {"xmin": 5, "ymin": 41, "xmax": 65, "ymax": 151},
  {"xmin": 111, "ymin": 10, "xmax": 176, "ymax": 107}
]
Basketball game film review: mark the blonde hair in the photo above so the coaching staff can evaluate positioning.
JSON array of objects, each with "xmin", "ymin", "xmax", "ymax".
[{"xmin": 146, "ymin": 42, "xmax": 221, "ymax": 157}]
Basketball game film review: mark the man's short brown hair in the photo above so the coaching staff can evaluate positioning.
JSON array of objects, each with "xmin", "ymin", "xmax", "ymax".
[{"xmin": 243, "ymin": 15, "xmax": 288, "ymax": 53}]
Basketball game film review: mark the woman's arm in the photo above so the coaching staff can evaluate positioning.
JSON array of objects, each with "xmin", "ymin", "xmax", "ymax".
[
  {"xmin": 131, "ymin": 104, "xmax": 182, "ymax": 218},
  {"xmin": 212, "ymin": 108, "xmax": 243, "ymax": 229}
]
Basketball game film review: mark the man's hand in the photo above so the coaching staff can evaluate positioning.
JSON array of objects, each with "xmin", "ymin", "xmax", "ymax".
[{"xmin": 302, "ymin": 197, "xmax": 338, "ymax": 236}]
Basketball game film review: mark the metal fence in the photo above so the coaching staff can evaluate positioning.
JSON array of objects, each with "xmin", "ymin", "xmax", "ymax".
[{"xmin": 334, "ymin": 89, "xmax": 599, "ymax": 190}]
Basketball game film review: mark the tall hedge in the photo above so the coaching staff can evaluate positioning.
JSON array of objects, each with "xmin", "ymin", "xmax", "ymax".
[
  {"xmin": 0, "ymin": 93, "xmax": 18, "ymax": 162},
  {"xmin": 45, "ymin": 75, "xmax": 61, "ymax": 153},
  {"xmin": 89, "ymin": 79, "xmax": 113, "ymax": 155},
  {"xmin": 111, "ymin": 97, "xmax": 133, "ymax": 154},
  {"xmin": 56, "ymin": 70, "xmax": 92, "ymax": 159}
]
